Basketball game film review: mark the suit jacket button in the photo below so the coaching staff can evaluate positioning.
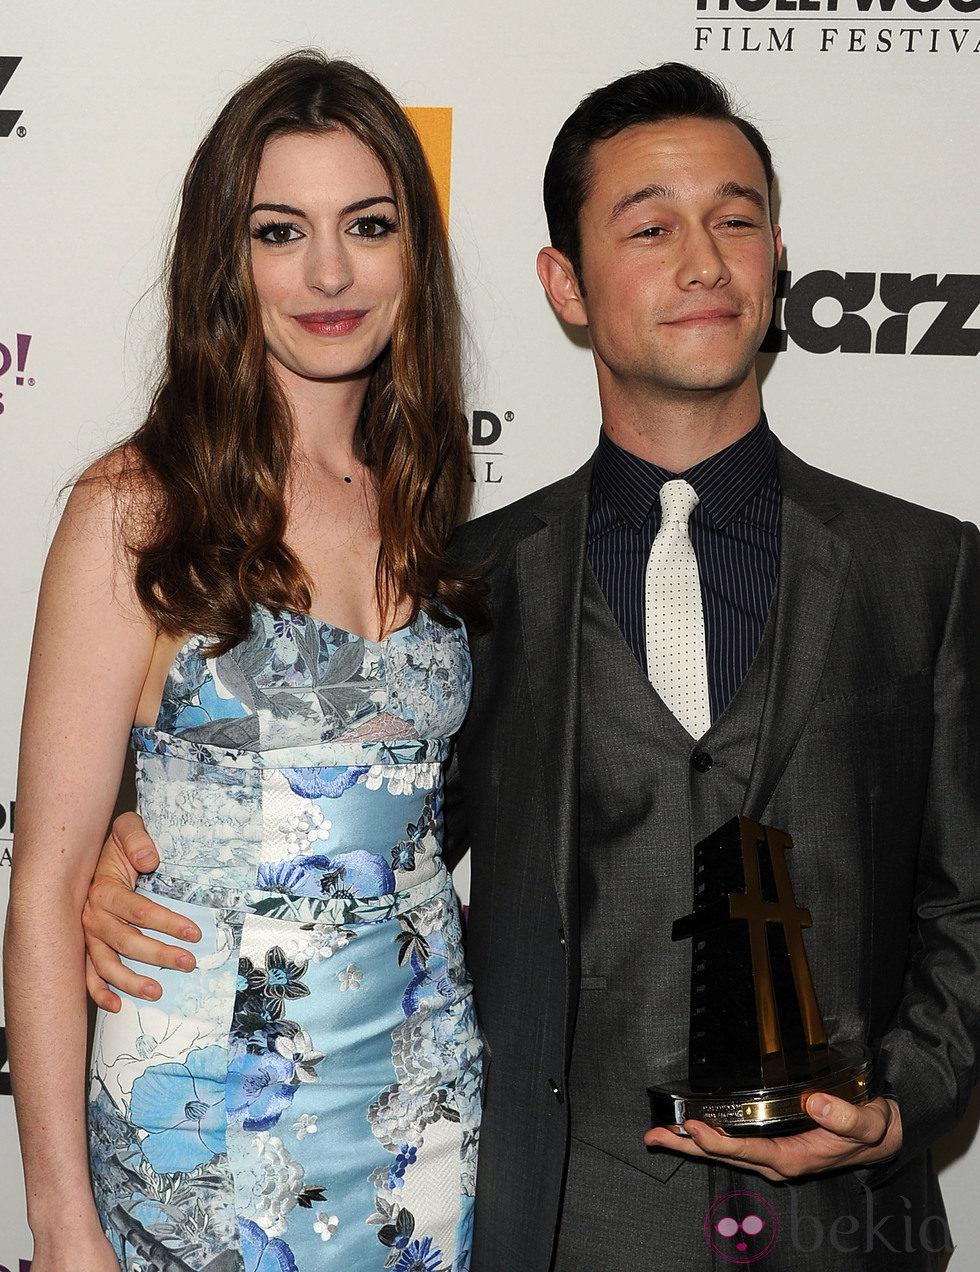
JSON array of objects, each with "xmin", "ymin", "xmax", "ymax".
[
  {"xmin": 691, "ymin": 751, "xmax": 713, "ymax": 773},
  {"xmin": 549, "ymin": 1079, "xmax": 564, "ymax": 1103},
  {"xmin": 559, "ymin": 928, "xmax": 566, "ymax": 947}
]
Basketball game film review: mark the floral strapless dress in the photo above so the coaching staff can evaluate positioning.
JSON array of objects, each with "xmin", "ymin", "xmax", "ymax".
[{"xmin": 88, "ymin": 606, "xmax": 481, "ymax": 1272}]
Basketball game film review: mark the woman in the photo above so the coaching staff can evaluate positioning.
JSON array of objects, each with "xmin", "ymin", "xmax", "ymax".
[{"xmin": 4, "ymin": 51, "xmax": 483, "ymax": 1272}]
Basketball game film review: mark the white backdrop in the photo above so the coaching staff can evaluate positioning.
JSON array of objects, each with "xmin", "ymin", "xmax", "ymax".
[{"xmin": 1, "ymin": 1, "xmax": 978, "ymax": 1266}]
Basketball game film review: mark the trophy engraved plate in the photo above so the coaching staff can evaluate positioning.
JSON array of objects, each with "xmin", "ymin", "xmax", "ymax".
[{"xmin": 649, "ymin": 816, "xmax": 873, "ymax": 1136}]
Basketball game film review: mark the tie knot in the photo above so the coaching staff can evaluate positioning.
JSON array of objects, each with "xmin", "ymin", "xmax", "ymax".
[{"xmin": 659, "ymin": 479, "xmax": 699, "ymax": 526}]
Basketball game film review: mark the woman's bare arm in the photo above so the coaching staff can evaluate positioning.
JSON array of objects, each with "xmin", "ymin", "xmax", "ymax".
[{"xmin": 3, "ymin": 465, "xmax": 158, "ymax": 1271}]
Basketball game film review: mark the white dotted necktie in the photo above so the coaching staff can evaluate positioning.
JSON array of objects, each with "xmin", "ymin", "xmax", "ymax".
[{"xmin": 645, "ymin": 479, "xmax": 711, "ymax": 739}]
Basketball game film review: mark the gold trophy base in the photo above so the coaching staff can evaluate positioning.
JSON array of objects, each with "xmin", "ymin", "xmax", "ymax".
[{"xmin": 648, "ymin": 1042, "xmax": 874, "ymax": 1137}]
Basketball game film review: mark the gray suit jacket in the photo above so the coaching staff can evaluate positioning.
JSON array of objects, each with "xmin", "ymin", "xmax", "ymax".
[{"xmin": 449, "ymin": 442, "xmax": 980, "ymax": 1271}]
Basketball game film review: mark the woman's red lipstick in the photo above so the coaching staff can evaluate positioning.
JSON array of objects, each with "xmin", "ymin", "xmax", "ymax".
[{"xmin": 294, "ymin": 309, "xmax": 368, "ymax": 336}]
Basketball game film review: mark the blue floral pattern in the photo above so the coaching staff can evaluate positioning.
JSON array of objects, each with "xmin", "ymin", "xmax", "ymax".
[{"xmin": 89, "ymin": 607, "xmax": 480, "ymax": 1271}]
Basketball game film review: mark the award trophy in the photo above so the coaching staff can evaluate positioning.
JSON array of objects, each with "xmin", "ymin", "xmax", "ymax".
[{"xmin": 649, "ymin": 816, "xmax": 873, "ymax": 1136}]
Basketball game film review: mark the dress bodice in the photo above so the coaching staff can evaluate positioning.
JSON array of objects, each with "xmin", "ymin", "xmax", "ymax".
[{"xmin": 130, "ymin": 605, "xmax": 471, "ymax": 912}]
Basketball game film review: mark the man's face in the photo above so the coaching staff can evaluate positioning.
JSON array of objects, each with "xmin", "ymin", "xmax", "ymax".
[{"xmin": 541, "ymin": 117, "xmax": 781, "ymax": 411}]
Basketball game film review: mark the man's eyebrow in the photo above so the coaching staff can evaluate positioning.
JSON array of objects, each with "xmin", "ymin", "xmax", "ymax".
[
  {"xmin": 715, "ymin": 181, "xmax": 767, "ymax": 212},
  {"xmin": 609, "ymin": 185, "xmax": 675, "ymax": 222},
  {"xmin": 249, "ymin": 196, "xmax": 397, "ymax": 218},
  {"xmin": 608, "ymin": 181, "xmax": 767, "ymax": 223}
]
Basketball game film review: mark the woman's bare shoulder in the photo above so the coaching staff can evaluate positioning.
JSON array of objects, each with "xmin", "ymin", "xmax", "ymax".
[{"xmin": 65, "ymin": 445, "xmax": 163, "ymax": 547}]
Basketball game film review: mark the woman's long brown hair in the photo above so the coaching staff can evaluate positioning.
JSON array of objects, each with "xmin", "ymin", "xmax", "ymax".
[{"xmin": 122, "ymin": 51, "xmax": 482, "ymax": 653}]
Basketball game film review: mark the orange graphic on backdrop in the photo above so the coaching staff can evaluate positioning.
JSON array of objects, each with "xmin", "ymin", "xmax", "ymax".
[{"xmin": 404, "ymin": 107, "xmax": 453, "ymax": 231}]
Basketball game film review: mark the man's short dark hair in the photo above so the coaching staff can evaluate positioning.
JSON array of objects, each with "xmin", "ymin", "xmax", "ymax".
[{"xmin": 543, "ymin": 63, "xmax": 775, "ymax": 281}]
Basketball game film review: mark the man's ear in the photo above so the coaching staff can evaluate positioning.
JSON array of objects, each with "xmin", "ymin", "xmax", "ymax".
[
  {"xmin": 771, "ymin": 224, "xmax": 783, "ymax": 293},
  {"xmin": 536, "ymin": 246, "xmax": 588, "ymax": 327}
]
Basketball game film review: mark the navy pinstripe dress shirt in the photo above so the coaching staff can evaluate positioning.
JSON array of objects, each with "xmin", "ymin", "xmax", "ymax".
[{"xmin": 587, "ymin": 416, "xmax": 780, "ymax": 723}]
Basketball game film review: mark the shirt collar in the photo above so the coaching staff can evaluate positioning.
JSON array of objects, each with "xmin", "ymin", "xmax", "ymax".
[{"xmin": 592, "ymin": 414, "xmax": 777, "ymax": 530}]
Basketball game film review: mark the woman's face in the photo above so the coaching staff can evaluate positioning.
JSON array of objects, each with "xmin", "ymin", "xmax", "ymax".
[{"xmin": 249, "ymin": 128, "xmax": 403, "ymax": 395}]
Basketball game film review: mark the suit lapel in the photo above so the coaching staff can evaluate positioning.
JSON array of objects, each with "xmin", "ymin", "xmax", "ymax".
[
  {"xmin": 514, "ymin": 464, "xmax": 591, "ymax": 943},
  {"xmin": 509, "ymin": 444, "xmax": 851, "ymax": 854},
  {"xmin": 743, "ymin": 446, "xmax": 853, "ymax": 819}
]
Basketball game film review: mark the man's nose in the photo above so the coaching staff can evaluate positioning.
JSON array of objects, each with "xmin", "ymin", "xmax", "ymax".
[{"xmin": 677, "ymin": 226, "xmax": 731, "ymax": 289}]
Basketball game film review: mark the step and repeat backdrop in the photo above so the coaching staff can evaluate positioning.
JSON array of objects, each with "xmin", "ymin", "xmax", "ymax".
[{"xmin": 1, "ymin": 0, "xmax": 978, "ymax": 1265}]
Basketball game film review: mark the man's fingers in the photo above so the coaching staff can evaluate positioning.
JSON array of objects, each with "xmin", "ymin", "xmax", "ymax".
[
  {"xmin": 85, "ymin": 951, "xmax": 122, "ymax": 1014},
  {"xmin": 85, "ymin": 912, "xmax": 196, "ymax": 977},
  {"xmin": 82, "ymin": 881, "xmax": 199, "ymax": 989},
  {"xmin": 644, "ymin": 1126, "xmax": 688, "ymax": 1150},
  {"xmin": 644, "ymin": 1124, "xmax": 785, "ymax": 1180},
  {"xmin": 656, "ymin": 1120, "xmax": 825, "ymax": 1182},
  {"xmin": 85, "ymin": 935, "xmax": 164, "ymax": 1002},
  {"xmin": 646, "ymin": 1123, "xmax": 758, "ymax": 1164},
  {"xmin": 684, "ymin": 1120, "xmax": 759, "ymax": 1162},
  {"xmin": 805, "ymin": 1094, "xmax": 889, "ymax": 1146},
  {"xmin": 111, "ymin": 810, "xmax": 161, "ymax": 874},
  {"xmin": 83, "ymin": 878, "xmax": 201, "ymax": 944}
]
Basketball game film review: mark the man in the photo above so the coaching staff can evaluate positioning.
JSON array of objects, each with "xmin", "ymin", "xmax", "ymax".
[{"xmin": 85, "ymin": 65, "xmax": 979, "ymax": 1269}]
